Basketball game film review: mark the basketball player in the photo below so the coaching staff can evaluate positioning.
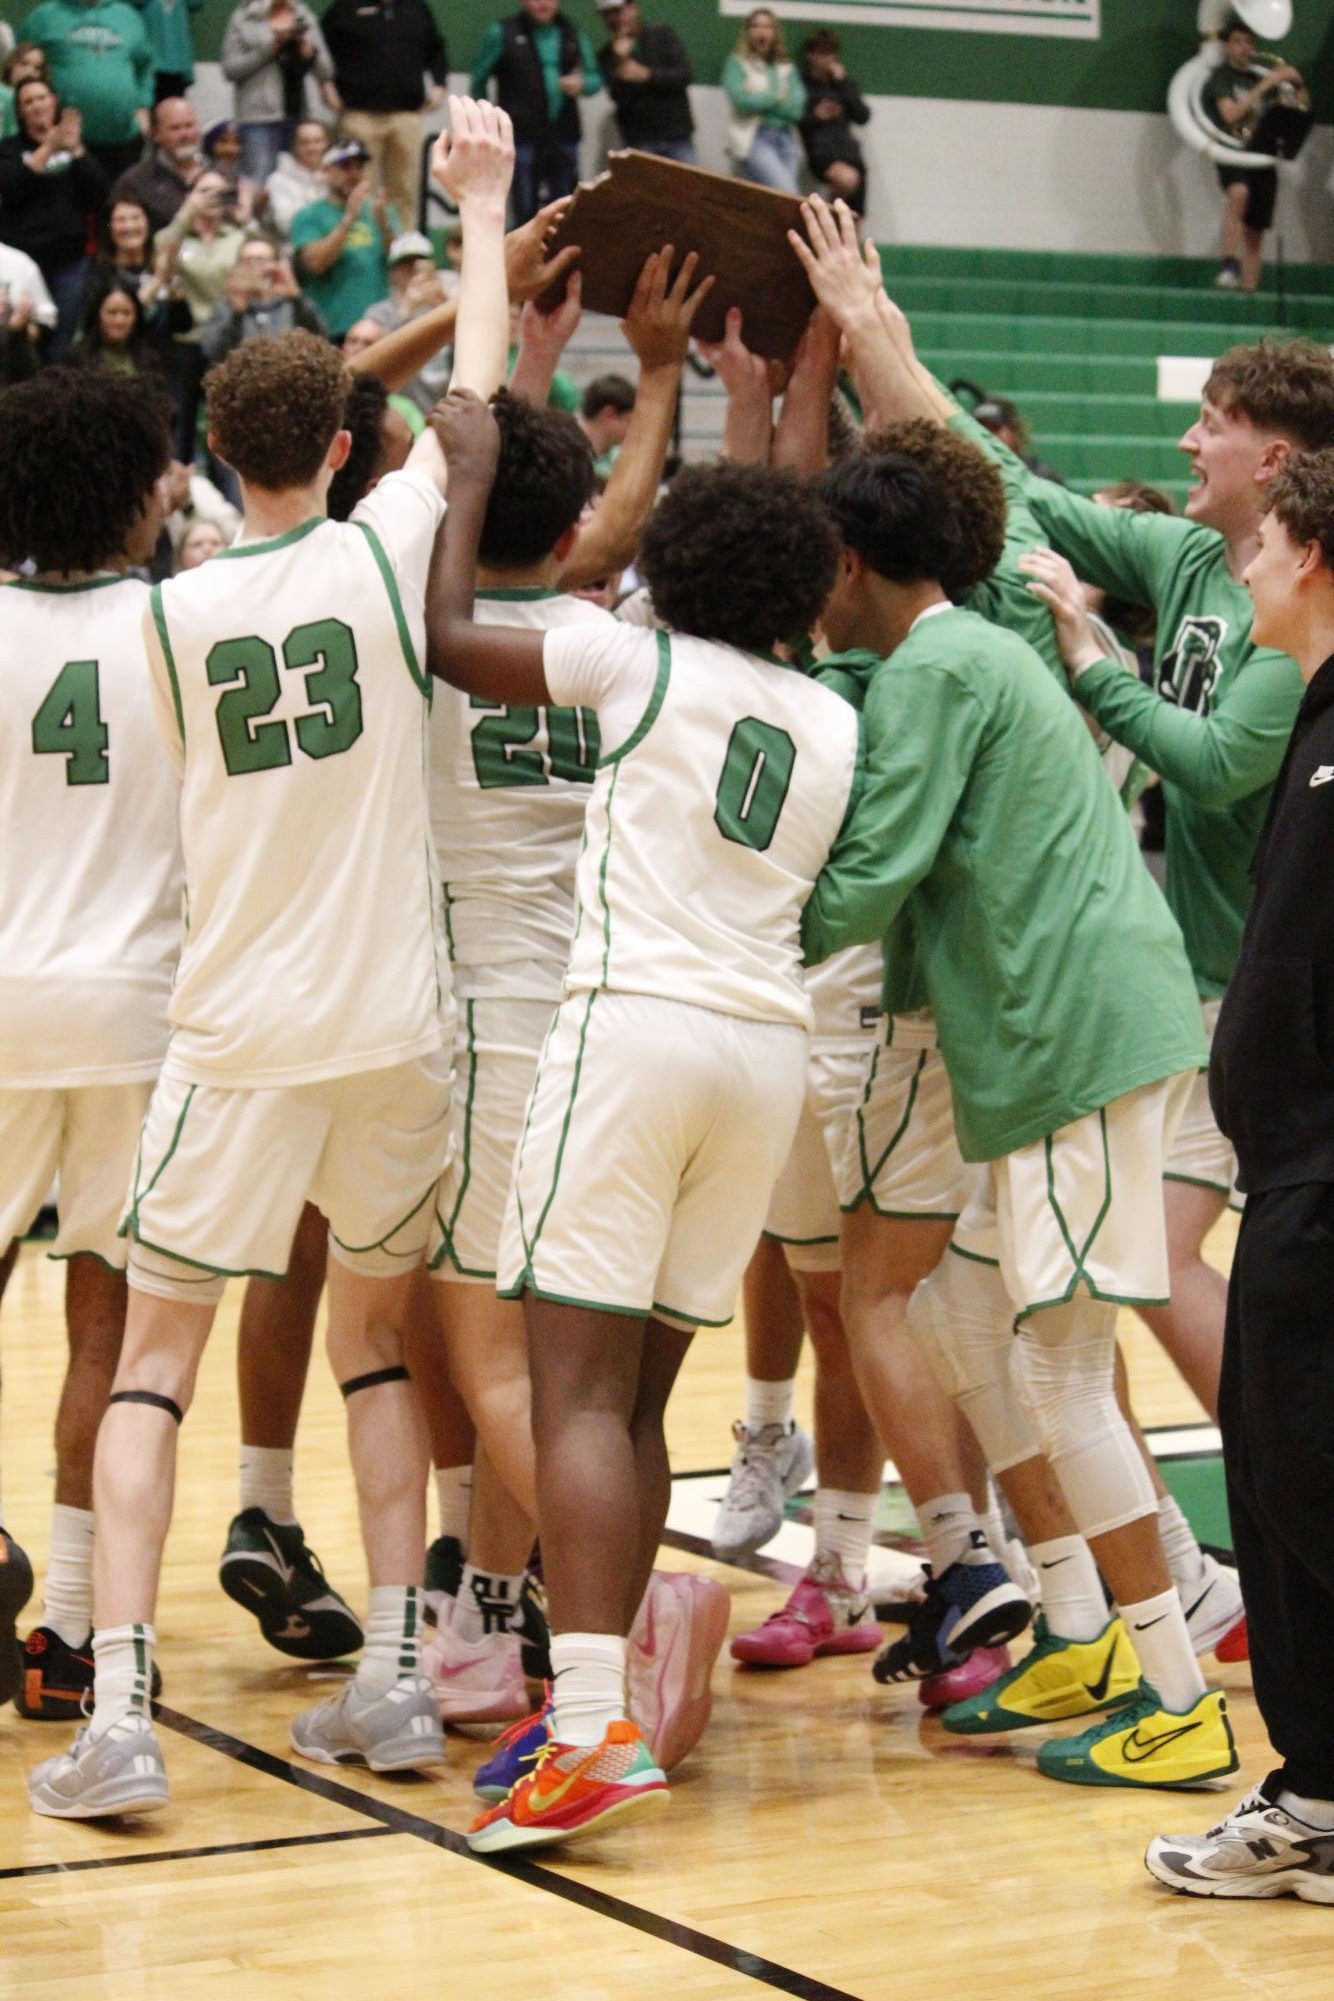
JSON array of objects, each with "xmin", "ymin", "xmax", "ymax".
[
  {"xmin": 428, "ymin": 395, "xmax": 861, "ymax": 1853},
  {"xmin": 28, "ymin": 97, "xmax": 515, "ymax": 1820},
  {"xmin": 0, "ymin": 369, "xmax": 181, "ymax": 1723}
]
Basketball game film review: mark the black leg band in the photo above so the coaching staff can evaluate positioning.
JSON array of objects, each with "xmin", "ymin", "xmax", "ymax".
[
  {"xmin": 108, "ymin": 1389, "xmax": 184, "ymax": 1425},
  {"xmin": 340, "ymin": 1365, "xmax": 411, "ymax": 1401}
]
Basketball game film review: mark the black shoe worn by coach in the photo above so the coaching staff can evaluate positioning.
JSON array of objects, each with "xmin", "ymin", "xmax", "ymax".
[
  {"xmin": 16, "ymin": 1625, "xmax": 163, "ymax": 1721},
  {"xmin": 0, "ymin": 1528, "xmax": 34, "ymax": 1707},
  {"xmin": 219, "ymin": 1509, "xmax": 364, "ymax": 1661}
]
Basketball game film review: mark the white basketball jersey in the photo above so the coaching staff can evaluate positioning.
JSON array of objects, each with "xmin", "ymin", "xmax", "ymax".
[
  {"xmin": 805, "ymin": 944, "xmax": 883, "ymax": 1045},
  {"xmin": 542, "ymin": 624, "xmax": 860, "ymax": 1030},
  {"xmin": 144, "ymin": 469, "xmax": 448, "ymax": 1087},
  {"xmin": 429, "ymin": 591, "xmax": 612, "ymax": 1000},
  {"xmin": 0, "ymin": 576, "xmax": 183, "ymax": 1088}
]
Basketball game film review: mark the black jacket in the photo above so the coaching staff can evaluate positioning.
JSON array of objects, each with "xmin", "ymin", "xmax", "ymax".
[
  {"xmin": 0, "ymin": 140, "xmax": 108, "ymax": 268},
  {"xmin": 1210, "ymin": 652, "xmax": 1334, "ymax": 1190},
  {"xmin": 798, "ymin": 69, "xmax": 869, "ymax": 171},
  {"xmin": 321, "ymin": 0, "xmax": 447, "ymax": 113},
  {"xmin": 491, "ymin": 13, "xmax": 582, "ymax": 145},
  {"xmin": 598, "ymin": 22, "xmax": 693, "ymax": 146}
]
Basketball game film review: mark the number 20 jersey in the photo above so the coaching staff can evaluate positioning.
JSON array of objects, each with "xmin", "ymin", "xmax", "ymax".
[
  {"xmin": 144, "ymin": 471, "xmax": 448, "ymax": 1088},
  {"xmin": 0, "ymin": 576, "xmax": 183, "ymax": 1088}
]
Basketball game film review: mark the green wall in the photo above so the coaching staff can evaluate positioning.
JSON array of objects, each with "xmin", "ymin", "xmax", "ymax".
[{"xmin": 7, "ymin": 0, "xmax": 1334, "ymax": 119}]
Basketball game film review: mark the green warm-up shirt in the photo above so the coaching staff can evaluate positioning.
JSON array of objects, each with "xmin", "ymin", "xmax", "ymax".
[
  {"xmin": 1017, "ymin": 465, "xmax": 1304, "ymax": 997},
  {"xmin": 25, "ymin": 0, "xmax": 153, "ymax": 144},
  {"xmin": 803, "ymin": 607, "xmax": 1206, "ymax": 1163}
]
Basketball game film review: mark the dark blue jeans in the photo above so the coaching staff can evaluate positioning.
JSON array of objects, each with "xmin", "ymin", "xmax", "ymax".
[
  {"xmin": 512, "ymin": 139, "xmax": 581, "ymax": 227},
  {"xmin": 44, "ymin": 255, "xmax": 91, "ymax": 359},
  {"xmin": 634, "ymin": 137, "xmax": 696, "ymax": 164}
]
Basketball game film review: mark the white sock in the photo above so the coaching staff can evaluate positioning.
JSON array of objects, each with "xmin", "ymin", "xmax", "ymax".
[
  {"xmin": 918, "ymin": 1492, "xmax": 985, "ymax": 1575},
  {"xmin": 454, "ymin": 1564, "xmax": 524, "ymax": 1645},
  {"xmin": 1156, "ymin": 1492, "xmax": 1206, "ymax": 1590},
  {"xmin": 1119, "ymin": 1587, "xmax": 1205, "ymax": 1713},
  {"xmin": 42, "ymin": 1503, "xmax": 95, "ymax": 1646},
  {"xmin": 356, "ymin": 1585, "xmax": 421, "ymax": 1696},
  {"xmin": 1030, "ymin": 1534, "xmax": 1106, "ymax": 1642},
  {"xmin": 813, "ymin": 1488, "xmax": 875, "ymax": 1585},
  {"xmin": 89, "ymin": 1623, "xmax": 156, "ymax": 1737},
  {"xmin": 239, "ymin": 1445, "xmax": 297, "ymax": 1526},
  {"xmin": 745, "ymin": 1376, "xmax": 795, "ymax": 1433},
  {"xmin": 1277, "ymin": 1787, "xmax": 1334, "ymax": 1830},
  {"xmin": 550, "ymin": 1632, "xmax": 626, "ymax": 1747},
  {"xmin": 434, "ymin": 1463, "xmax": 472, "ymax": 1546}
]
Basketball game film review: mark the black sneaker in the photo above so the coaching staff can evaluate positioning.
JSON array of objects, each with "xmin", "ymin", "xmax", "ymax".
[
  {"xmin": 0, "ymin": 1529, "xmax": 33, "ymax": 1707},
  {"xmin": 515, "ymin": 1570, "xmax": 550, "ymax": 1682},
  {"xmin": 219, "ymin": 1509, "xmax": 363, "ymax": 1660},
  {"xmin": 872, "ymin": 1558, "xmax": 1032, "ymax": 1683},
  {"xmin": 15, "ymin": 1625, "xmax": 163, "ymax": 1721},
  {"xmin": 423, "ymin": 1532, "xmax": 465, "ymax": 1627}
]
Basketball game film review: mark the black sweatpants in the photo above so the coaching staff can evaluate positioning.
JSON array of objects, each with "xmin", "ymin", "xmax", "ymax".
[{"xmin": 1220, "ymin": 1181, "xmax": 1334, "ymax": 1797}]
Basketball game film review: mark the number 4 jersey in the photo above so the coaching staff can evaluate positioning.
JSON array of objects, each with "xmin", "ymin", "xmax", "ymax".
[
  {"xmin": 0, "ymin": 576, "xmax": 183, "ymax": 1088},
  {"xmin": 540, "ymin": 622, "xmax": 861, "ymax": 1030},
  {"xmin": 143, "ymin": 468, "xmax": 448, "ymax": 1088}
]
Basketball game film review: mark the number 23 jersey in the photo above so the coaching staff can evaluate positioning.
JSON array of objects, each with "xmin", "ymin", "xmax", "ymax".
[
  {"xmin": 143, "ymin": 469, "xmax": 448, "ymax": 1088},
  {"xmin": 541, "ymin": 623, "xmax": 861, "ymax": 1031},
  {"xmin": 0, "ymin": 575, "xmax": 183, "ymax": 1087}
]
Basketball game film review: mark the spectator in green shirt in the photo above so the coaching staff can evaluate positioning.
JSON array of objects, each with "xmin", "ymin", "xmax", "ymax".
[
  {"xmin": 722, "ymin": 8, "xmax": 806, "ymax": 195},
  {"xmin": 133, "ymin": 0, "xmax": 202, "ymax": 103},
  {"xmin": 289, "ymin": 135, "xmax": 398, "ymax": 340},
  {"xmin": 470, "ymin": 1, "xmax": 601, "ymax": 226},
  {"xmin": 21, "ymin": 0, "xmax": 153, "ymax": 178}
]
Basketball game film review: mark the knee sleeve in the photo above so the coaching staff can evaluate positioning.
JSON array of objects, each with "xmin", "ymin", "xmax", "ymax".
[
  {"xmin": 907, "ymin": 1249, "xmax": 1040, "ymax": 1474},
  {"xmin": 326, "ymin": 1232, "xmax": 421, "ymax": 1280},
  {"xmin": 127, "ymin": 1240, "xmax": 226, "ymax": 1308},
  {"xmin": 1013, "ymin": 1297, "xmax": 1156, "ymax": 1538}
]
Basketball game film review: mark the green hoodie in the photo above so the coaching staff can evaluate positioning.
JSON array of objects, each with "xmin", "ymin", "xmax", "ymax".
[
  {"xmin": 132, "ymin": 0, "xmax": 202, "ymax": 84},
  {"xmin": 803, "ymin": 608, "xmax": 1205, "ymax": 1163},
  {"xmin": 25, "ymin": 0, "xmax": 153, "ymax": 144}
]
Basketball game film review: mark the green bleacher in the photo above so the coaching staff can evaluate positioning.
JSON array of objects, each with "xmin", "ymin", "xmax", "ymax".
[{"xmin": 881, "ymin": 245, "xmax": 1334, "ymax": 507}]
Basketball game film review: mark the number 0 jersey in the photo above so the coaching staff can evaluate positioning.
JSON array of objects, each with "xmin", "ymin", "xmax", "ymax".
[
  {"xmin": 429, "ymin": 590, "xmax": 612, "ymax": 1001},
  {"xmin": 144, "ymin": 469, "xmax": 448, "ymax": 1088},
  {"xmin": 0, "ymin": 576, "xmax": 182, "ymax": 1088},
  {"xmin": 541, "ymin": 623, "xmax": 861, "ymax": 1031}
]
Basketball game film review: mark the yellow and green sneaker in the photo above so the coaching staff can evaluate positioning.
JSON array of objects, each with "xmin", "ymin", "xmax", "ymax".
[
  {"xmin": 1037, "ymin": 1683, "xmax": 1239, "ymax": 1790},
  {"xmin": 940, "ymin": 1611, "xmax": 1140, "ymax": 1735}
]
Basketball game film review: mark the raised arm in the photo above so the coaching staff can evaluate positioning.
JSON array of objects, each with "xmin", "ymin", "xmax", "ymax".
[
  {"xmin": 430, "ymin": 97, "xmax": 514, "ymax": 400},
  {"xmin": 558, "ymin": 247, "xmax": 714, "ymax": 588},
  {"xmin": 787, "ymin": 197, "xmax": 943, "ymax": 429},
  {"xmin": 772, "ymin": 306, "xmax": 841, "ymax": 475},
  {"xmin": 508, "ymin": 271, "xmax": 584, "ymax": 406},
  {"xmin": 694, "ymin": 308, "xmax": 774, "ymax": 465},
  {"xmin": 425, "ymin": 391, "xmax": 551, "ymax": 704}
]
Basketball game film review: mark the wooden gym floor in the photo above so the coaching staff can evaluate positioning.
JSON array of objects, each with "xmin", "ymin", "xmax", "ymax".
[{"xmin": 2, "ymin": 1211, "xmax": 1328, "ymax": 2001}]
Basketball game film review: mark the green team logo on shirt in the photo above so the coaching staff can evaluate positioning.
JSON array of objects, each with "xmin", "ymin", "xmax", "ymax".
[{"xmin": 1158, "ymin": 616, "xmax": 1226, "ymax": 716}]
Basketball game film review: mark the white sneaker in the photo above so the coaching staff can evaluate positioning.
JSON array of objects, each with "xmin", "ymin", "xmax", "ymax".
[
  {"xmin": 711, "ymin": 1419, "xmax": 814, "ymax": 1559},
  {"xmin": 1147, "ymin": 1781, "xmax": 1334, "ymax": 1901},
  {"xmin": 421, "ymin": 1620, "xmax": 529, "ymax": 1734},
  {"xmin": 29, "ymin": 1714, "xmax": 168, "ymax": 1819},
  {"xmin": 290, "ymin": 1673, "xmax": 445, "ymax": 1772},
  {"xmin": 1215, "ymin": 265, "xmax": 1240, "ymax": 289},
  {"xmin": 1182, "ymin": 1552, "xmax": 1245, "ymax": 1655}
]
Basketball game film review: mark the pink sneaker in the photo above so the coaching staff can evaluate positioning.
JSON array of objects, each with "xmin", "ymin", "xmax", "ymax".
[
  {"xmin": 731, "ymin": 1554, "xmax": 881, "ymax": 1668},
  {"xmin": 918, "ymin": 1644, "xmax": 1010, "ymax": 1710},
  {"xmin": 421, "ymin": 1620, "xmax": 530, "ymax": 1733},
  {"xmin": 627, "ymin": 1571, "xmax": 730, "ymax": 1774}
]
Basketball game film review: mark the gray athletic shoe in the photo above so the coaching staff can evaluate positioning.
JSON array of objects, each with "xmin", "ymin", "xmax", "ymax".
[
  {"xmin": 711, "ymin": 1419, "xmax": 815, "ymax": 1560},
  {"xmin": 28, "ymin": 1715, "xmax": 168, "ymax": 1819},
  {"xmin": 289, "ymin": 1672, "xmax": 445, "ymax": 1773},
  {"xmin": 1147, "ymin": 1780, "xmax": 1334, "ymax": 1902}
]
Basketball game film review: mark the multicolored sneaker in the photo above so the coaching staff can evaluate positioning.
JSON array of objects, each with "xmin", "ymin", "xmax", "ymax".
[
  {"xmin": 1036, "ymin": 1682, "xmax": 1239, "ymax": 1790},
  {"xmin": 1214, "ymin": 1613, "xmax": 1249, "ymax": 1664},
  {"xmin": 423, "ymin": 1533, "xmax": 465, "ymax": 1627},
  {"xmin": 873, "ymin": 1549, "xmax": 1032, "ymax": 1684},
  {"xmin": 16, "ymin": 1626, "xmax": 163, "ymax": 1722},
  {"xmin": 730, "ymin": 1553, "xmax": 880, "ymax": 1668},
  {"xmin": 1146, "ymin": 1774, "xmax": 1334, "ymax": 1902},
  {"xmin": 711, "ymin": 1419, "xmax": 814, "ymax": 1560},
  {"xmin": 472, "ymin": 1697, "xmax": 552, "ymax": 1802},
  {"xmin": 1182, "ymin": 1554, "xmax": 1247, "ymax": 1658},
  {"xmin": 28, "ymin": 1715, "xmax": 168, "ymax": 1819},
  {"xmin": 919, "ymin": 1644, "xmax": 1011, "ymax": 1711},
  {"xmin": 467, "ymin": 1719, "xmax": 668, "ymax": 1854},
  {"xmin": 421, "ymin": 1620, "xmax": 530, "ymax": 1733},
  {"xmin": 941, "ymin": 1613, "xmax": 1140, "ymax": 1734},
  {"xmin": 0, "ymin": 1529, "xmax": 34, "ymax": 1708},
  {"xmin": 220, "ymin": 1509, "xmax": 363, "ymax": 1661},
  {"xmin": 628, "ymin": 1571, "xmax": 730, "ymax": 1772},
  {"xmin": 290, "ymin": 1673, "xmax": 445, "ymax": 1772}
]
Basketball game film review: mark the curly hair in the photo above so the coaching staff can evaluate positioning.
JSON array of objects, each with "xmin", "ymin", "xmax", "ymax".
[
  {"xmin": 327, "ymin": 374, "xmax": 388, "ymax": 522},
  {"xmin": 1264, "ymin": 447, "xmax": 1334, "ymax": 570},
  {"xmin": 205, "ymin": 331, "xmax": 349, "ymax": 492},
  {"xmin": 639, "ymin": 462, "xmax": 840, "ymax": 652},
  {"xmin": 861, "ymin": 421, "xmax": 1005, "ymax": 597},
  {"xmin": 480, "ymin": 389, "xmax": 596, "ymax": 568},
  {"xmin": 0, "ymin": 367, "xmax": 170, "ymax": 574},
  {"xmin": 1204, "ymin": 338, "xmax": 1334, "ymax": 450}
]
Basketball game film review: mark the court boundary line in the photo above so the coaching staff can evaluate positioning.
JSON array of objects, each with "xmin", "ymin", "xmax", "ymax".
[
  {"xmin": 0, "ymin": 1823, "xmax": 394, "ymax": 1882},
  {"xmin": 155, "ymin": 1704, "xmax": 859, "ymax": 2001}
]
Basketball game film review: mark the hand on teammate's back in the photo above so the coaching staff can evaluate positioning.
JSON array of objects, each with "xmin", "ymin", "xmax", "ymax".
[
  {"xmin": 621, "ymin": 248, "xmax": 715, "ymax": 371},
  {"xmin": 432, "ymin": 97, "xmax": 516, "ymax": 214},
  {"xmin": 1017, "ymin": 547, "xmax": 1106, "ymax": 678}
]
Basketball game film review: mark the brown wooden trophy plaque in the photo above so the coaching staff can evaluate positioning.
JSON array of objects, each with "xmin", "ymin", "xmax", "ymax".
[{"xmin": 538, "ymin": 150, "xmax": 816, "ymax": 364}]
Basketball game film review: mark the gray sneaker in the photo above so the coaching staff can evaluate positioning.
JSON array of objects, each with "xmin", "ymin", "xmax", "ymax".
[
  {"xmin": 290, "ymin": 1672, "xmax": 445, "ymax": 1773},
  {"xmin": 28, "ymin": 1715, "xmax": 168, "ymax": 1819},
  {"xmin": 711, "ymin": 1419, "xmax": 814, "ymax": 1560}
]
